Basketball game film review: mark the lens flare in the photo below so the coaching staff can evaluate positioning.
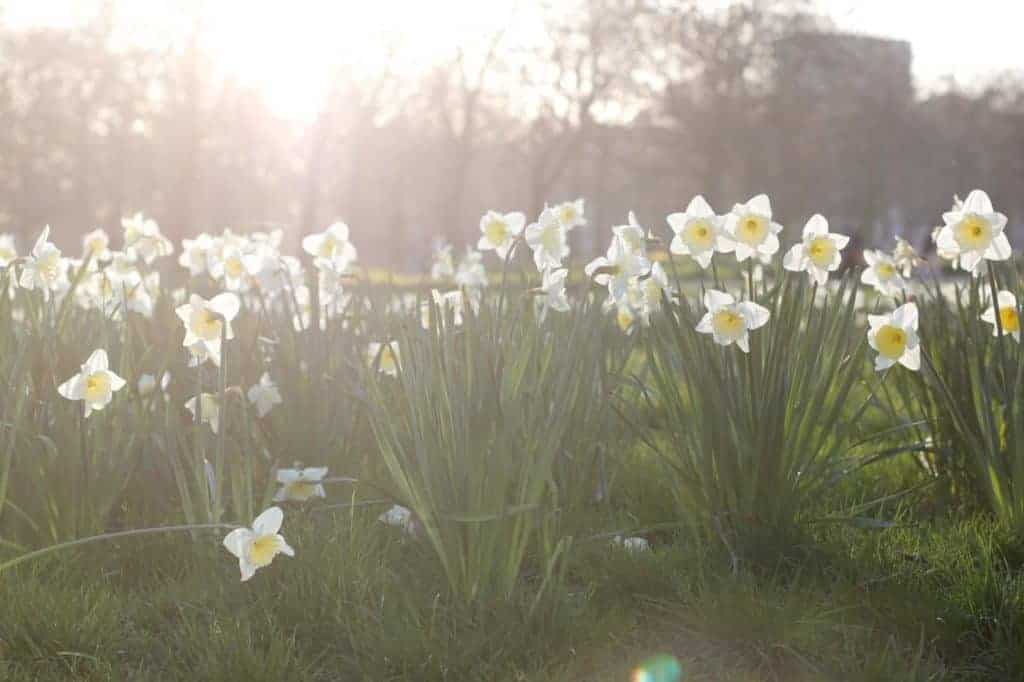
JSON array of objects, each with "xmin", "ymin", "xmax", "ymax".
[{"xmin": 632, "ymin": 654, "xmax": 683, "ymax": 682}]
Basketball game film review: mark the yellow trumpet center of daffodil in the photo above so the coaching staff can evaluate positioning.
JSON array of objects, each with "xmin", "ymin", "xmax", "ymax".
[
  {"xmin": 485, "ymin": 219, "xmax": 509, "ymax": 245},
  {"xmin": 876, "ymin": 262, "xmax": 896, "ymax": 280},
  {"xmin": 999, "ymin": 306, "xmax": 1020, "ymax": 333},
  {"xmin": 736, "ymin": 215, "xmax": 768, "ymax": 245},
  {"xmin": 807, "ymin": 236, "xmax": 835, "ymax": 267},
  {"xmin": 283, "ymin": 480, "xmax": 318, "ymax": 501},
  {"xmin": 685, "ymin": 220, "xmax": 715, "ymax": 249},
  {"xmin": 86, "ymin": 237, "xmax": 105, "ymax": 254},
  {"xmin": 194, "ymin": 308, "xmax": 222, "ymax": 341},
  {"xmin": 616, "ymin": 307, "xmax": 634, "ymax": 332},
  {"xmin": 248, "ymin": 534, "xmax": 282, "ymax": 567},
  {"xmin": 84, "ymin": 372, "xmax": 110, "ymax": 402},
  {"xmin": 954, "ymin": 215, "xmax": 993, "ymax": 250},
  {"xmin": 225, "ymin": 257, "xmax": 244, "ymax": 279},
  {"xmin": 712, "ymin": 309, "xmax": 745, "ymax": 339},
  {"xmin": 560, "ymin": 206, "xmax": 577, "ymax": 224},
  {"xmin": 0, "ymin": 246, "xmax": 14, "ymax": 262},
  {"xmin": 379, "ymin": 347, "xmax": 398, "ymax": 373},
  {"xmin": 541, "ymin": 225, "xmax": 561, "ymax": 252},
  {"xmin": 876, "ymin": 324, "xmax": 907, "ymax": 359},
  {"xmin": 318, "ymin": 234, "xmax": 337, "ymax": 259}
]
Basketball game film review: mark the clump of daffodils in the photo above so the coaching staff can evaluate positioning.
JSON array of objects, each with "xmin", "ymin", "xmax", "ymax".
[
  {"xmin": 222, "ymin": 506, "xmax": 295, "ymax": 581},
  {"xmin": 868, "ymin": 302, "xmax": 920, "ymax": 372},
  {"xmin": 782, "ymin": 214, "xmax": 849, "ymax": 285},
  {"xmin": 695, "ymin": 289, "xmax": 770, "ymax": 353},
  {"xmin": 57, "ymin": 349, "xmax": 127, "ymax": 417}
]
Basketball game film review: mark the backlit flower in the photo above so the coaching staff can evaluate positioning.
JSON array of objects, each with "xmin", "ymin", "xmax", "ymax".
[
  {"xmin": 222, "ymin": 506, "xmax": 294, "ymax": 581},
  {"xmin": 82, "ymin": 228, "xmax": 112, "ymax": 262},
  {"xmin": 667, "ymin": 195, "xmax": 731, "ymax": 268},
  {"xmin": 302, "ymin": 221, "xmax": 358, "ymax": 271},
  {"xmin": 247, "ymin": 372, "xmax": 282, "ymax": 417},
  {"xmin": 861, "ymin": 249, "xmax": 905, "ymax": 297},
  {"xmin": 724, "ymin": 194, "xmax": 783, "ymax": 263},
  {"xmin": 57, "ymin": 349, "xmax": 127, "ymax": 417},
  {"xmin": 536, "ymin": 267, "xmax": 571, "ymax": 314},
  {"xmin": 367, "ymin": 341, "xmax": 401, "ymax": 376},
  {"xmin": 934, "ymin": 189, "xmax": 1010, "ymax": 274},
  {"xmin": 867, "ymin": 302, "xmax": 920, "ymax": 371},
  {"xmin": 585, "ymin": 234, "xmax": 651, "ymax": 305},
  {"xmin": 525, "ymin": 207, "xmax": 569, "ymax": 270},
  {"xmin": 554, "ymin": 198, "xmax": 586, "ymax": 230},
  {"xmin": 185, "ymin": 393, "xmax": 221, "ymax": 433},
  {"xmin": 695, "ymin": 289, "xmax": 770, "ymax": 353},
  {"xmin": 122, "ymin": 213, "xmax": 173, "ymax": 264},
  {"xmin": 981, "ymin": 290, "xmax": 1020, "ymax": 342},
  {"xmin": 782, "ymin": 214, "xmax": 849, "ymax": 285},
  {"xmin": 19, "ymin": 226, "xmax": 66, "ymax": 297},
  {"xmin": 477, "ymin": 210, "xmax": 525, "ymax": 259},
  {"xmin": 273, "ymin": 467, "xmax": 327, "ymax": 502},
  {"xmin": 175, "ymin": 292, "xmax": 241, "ymax": 367}
]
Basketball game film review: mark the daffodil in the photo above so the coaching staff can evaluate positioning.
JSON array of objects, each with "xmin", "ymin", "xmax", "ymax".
[
  {"xmin": 247, "ymin": 372, "xmax": 282, "ymax": 417},
  {"xmin": 302, "ymin": 221, "xmax": 358, "ymax": 271},
  {"xmin": 368, "ymin": 341, "xmax": 401, "ymax": 376},
  {"xmin": 695, "ymin": 289, "xmax": 770, "ymax": 353},
  {"xmin": 861, "ymin": 249, "xmax": 905, "ymax": 297},
  {"xmin": 536, "ymin": 267, "xmax": 571, "ymax": 314},
  {"xmin": 585, "ymin": 234, "xmax": 651, "ymax": 305},
  {"xmin": 122, "ymin": 213, "xmax": 173, "ymax": 264},
  {"xmin": 0, "ymin": 234, "xmax": 16, "ymax": 268},
  {"xmin": 185, "ymin": 393, "xmax": 221, "ymax": 433},
  {"xmin": 379, "ymin": 504, "xmax": 414, "ymax": 532},
  {"xmin": 19, "ymin": 226, "xmax": 67, "ymax": 297},
  {"xmin": 525, "ymin": 207, "xmax": 569, "ymax": 270},
  {"xmin": 782, "ymin": 214, "xmax": 849, "ymax": 285},
  {"xmin": 613, "ymin": 212, "xmax": 647, "ymax": 255},
  {"xmin": 175, "ymin": 293, "xmax": 240, "ymax": 367},
  {"xmin": 667, "ymin": 195, "xmax": 731, "ymax": 268},
  {"xmin": 82, "ymin": 228, "xmax": 112, "ymax": 262},
  {"xmin": 892, "ymin": 237, "xmax": 921, "ymax": 278},
  {"xmin": 178, "ymin": 233, "xmax": 215, "ymax": 277},
  {"xmin": 554, "ymin": 198, "xmax": 586, "ymax": 230},
  {"xmin": 981, "ymin": 290, "xmax": 1020, "ymax": 342},
  {"xmin": 477, "ymin": 210, "xmax": 525, "ymax": 259},
  {"xmin": 273, "ymin": 467, "xmax": 327, "ymax": 502},
  {"xmin": 222, "ymin": 506, "xmax": 295, "ymax": 581},
  {"xmin": 724, "ymin": 194, "xmax": 783, "ymax": 263},
  {"xmin": 57, "ymin": 349, "xmax": 127, "ymax": 417},
  {"xmin": 934, "ymin": 189, "xmax": 1010, "ymax": 274},
  {"xmin": 867, "ymin": 302, "xmax": 920, "ymax": 371},
  {"xmin": 430, "ymin": 241, "xmax": 455, "ymax": 280},
  {"xmin": 454, "ymin": 248, "xmax": 488, "ymax": 290}
]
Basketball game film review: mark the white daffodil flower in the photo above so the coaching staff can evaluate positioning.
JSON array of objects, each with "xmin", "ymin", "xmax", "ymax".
[
  {"xmin": 554, "ymin": 198, "xmax": 586, "ymax": 230},
  {"xmin": 175, "ymin": 292, "xmax": 240, "ymax": 367},
  {"xmin": 367, "ymin": 341, "xmax": 401, "ymax": 376},
  {"xmin": 454, "ymin": 248, "xmax": 488, "ymax": 290},
  {"xmin": 19, "ymin": 226, "xmax": 67, "ymax": 297},
  {"xmin": 247, "ymin": 372, "xmax": 283, "ymax": 417},
  {"xmin": 378, "ymin": 504, "xmax": 414, "ymax": 533},
  {"xmin": 861, "ymin": 249, "xmax": 905, "ymax": 297},
  {"xmin": 0, "ymin": 234, "xmax": 16, "ymax": 268},
  {"xmin": 178, "ymin": 233, "xmax": 215, "ymax": 277},
  {"xmin": 695, "ymin": 289, "xmax": 770, "ymax": 353},
  {"xmin": 273, "ymin": 467, "xmax": 327, "ymax": 502},
  {"xmin": 122, "ymin": 213, "xmax": 174, "ymax": 264},
  {"xmin": 585, "ymin": 234, "xmax": 651, "ymax": 305},
  {"xmin": 536, "ymin": 267, "xmax": 571, "ymax": 314},
  {"xmin": 934, "ymin": 189, "xmax": 1010, "ymax": 274},
  {"xmin": 185, "ymin": 393, "xmax": 221, "ymax": 433},
  {"xmin": 57, "ymin": 349, "xmax": 127, "ymax": 417},
  {"xmin": 477, "ymin": 210, "xmax": 525, "ymax": 259},
  {"xmin": 222, "ymin": 506, "xmax": 295, "ymax": 582},
  {"xmin": 210, "ymin": 245, "xmax": 252, "ymax": 292},
  {"xmin": 981, "ymin": 290, "xmax": 1020, "ymax": 342},
  {"xmin": 525, "ymin": 207, "xmax": 569, "ymax": 271},
  {"xmin": 782, "ymin": 214, "xmax": 849, "ymax": 285},
  {"xmin": 82, "ymin": 228, "xmax": 112, "ymax": 262},
  {"xmin": 611, "ymin": 535, "xmax": 651, "ymax": 553},
  {"xmin": 724, "ymin": 194, "xmax": 783, "ymax": 263},
  {"xmin": 892, "ymin": 237, "xmax": 921, "ymax": 278},
  {"xmin": 430, "ymin": 241, "xmax": 455, "ymax": 280},
  {"xmin": 639, "ymin": 262, "xmax": 673, "ymax": 320},
  {"xmin": 302, "ymin": 221, "xmax": 358, "ymax": 271},
  {"xmin": 613, "ymin": 212, "xmax": 647, "ymax": 255},
  {"xmin": 868, "ymin": 302, "xmax": 920, "ymax": 372},
  {"xmin": 667, "ymin": 195, "xmax": 732, "ymax": 268}
]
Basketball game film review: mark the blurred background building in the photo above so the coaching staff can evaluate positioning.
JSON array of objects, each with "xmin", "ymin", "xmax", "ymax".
[{"xmin": 0, "ymin": 0, "xmax": 1021, "ymax": 269}]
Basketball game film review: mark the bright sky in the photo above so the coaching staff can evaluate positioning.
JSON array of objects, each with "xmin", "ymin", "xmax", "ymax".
[{"xmin": 2, "ymin": 0, "xmax": 1021, "ymax": 120}]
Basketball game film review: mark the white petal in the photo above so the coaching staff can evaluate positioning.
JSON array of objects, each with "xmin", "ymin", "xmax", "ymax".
[
  {"xmin": 703, "ymin": 289, "xmax": 734, "ymax": 311},
  {"xmin": 900, "ymin": 345, "xmax": 921, "ymax": 371},
  {"xmin": 746, "ymin": 194, "xmax": 771, "ymax": 216},
  {"xmin": 223, "ymin": 528, "xmax": 252, "ymax": 560},
  {"xmin": 782, "ymin": 245, "xmax": 804, "ymax": 272},
  {"xmin": 686, "ymin": 195, "xmax": 714, "ymax": 217},
  {"xmin": 803, "ymin": 214, "xmax": 828, "ymax": 238},
  {"xmin": 962, "ymin": 189, "xmax": 993, "ymax": 213},
  {"xmin": 738, "ymin": 301, "xmax": 770, "ymax": 329},
  {"xmin": 891, "ymin": 302, "xmax": 918, "ymax": 331},
  {"xmin": 252, "ymin": 506, "xmax": 283, "ymax": 536},
  {"xmin": 208, "ymin": 292, "xmax": 241, "ymax": 322}
]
